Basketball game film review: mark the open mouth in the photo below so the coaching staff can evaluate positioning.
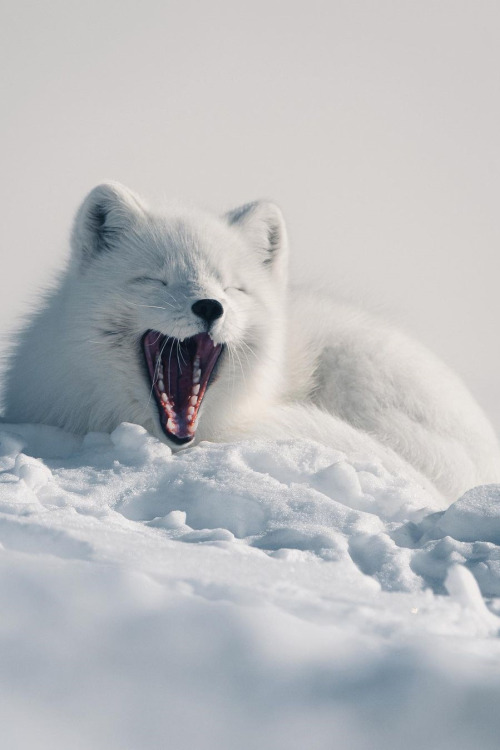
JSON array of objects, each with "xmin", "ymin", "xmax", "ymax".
[{"xmin": 142, "ymin": 331, "xmax": 223, "ymax": 445}]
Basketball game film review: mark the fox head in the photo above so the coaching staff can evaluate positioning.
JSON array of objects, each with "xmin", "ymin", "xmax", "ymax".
[{"xmin": 66, "ymin": 182, "xmax": 289, "ymax": 447}]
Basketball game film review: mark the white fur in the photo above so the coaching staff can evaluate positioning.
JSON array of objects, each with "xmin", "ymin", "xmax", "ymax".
[{"xmin": 3, "ymin": 182, "xmax": 500, "ymax": 503}]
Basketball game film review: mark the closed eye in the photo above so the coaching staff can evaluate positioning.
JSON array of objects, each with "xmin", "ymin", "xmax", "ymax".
[
  {"xmin": 226, "ymin": 286, "xmax": 247, "ymax": 294},
  {"xmin": 133, "ymin": 277, "xmax": 168, "ymax": 287}
]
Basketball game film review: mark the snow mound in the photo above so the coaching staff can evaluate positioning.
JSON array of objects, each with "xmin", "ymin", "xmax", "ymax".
[
  {"xmin": 438, "ymin": 484, "xmax": 500, "ymax": 543},
  {"xmin": 1, "ymin": 421, "xmax": 500, "ymax": 750}
]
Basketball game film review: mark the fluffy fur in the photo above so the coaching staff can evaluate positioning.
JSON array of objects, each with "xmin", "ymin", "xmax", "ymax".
[{"xmin": 3, "ymin": 182, "xmax": 500, "ymax": 502}]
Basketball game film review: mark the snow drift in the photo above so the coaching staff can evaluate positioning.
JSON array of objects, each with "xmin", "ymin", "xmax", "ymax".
[{"xmin": 1, "ymin": 421, "xmax": 500, "ymax": 749}]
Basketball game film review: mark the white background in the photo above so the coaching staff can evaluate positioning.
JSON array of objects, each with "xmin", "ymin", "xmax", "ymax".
[{"xmin": 1, "ymin": 0, "xmax": 499, "ymax": 427}]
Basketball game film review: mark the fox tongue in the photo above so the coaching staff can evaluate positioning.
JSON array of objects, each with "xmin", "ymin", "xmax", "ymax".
[
  {"xmin": 172, "ymin": 359, "xmax": 197, "ymax": 416},
  {"xmin": 164, "ymin": 340, "xmax": 201, "ymax": 437}
]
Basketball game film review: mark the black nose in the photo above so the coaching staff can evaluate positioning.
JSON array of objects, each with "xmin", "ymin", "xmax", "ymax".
[{"xmin": 191, "ymin": 298, "xmax": 224, "ymax": 324}]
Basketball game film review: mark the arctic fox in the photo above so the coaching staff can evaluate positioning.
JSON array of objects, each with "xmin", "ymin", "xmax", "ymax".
[{"xmin": 3, "ymin": 182, "xmax": 500, "ymax": 502}]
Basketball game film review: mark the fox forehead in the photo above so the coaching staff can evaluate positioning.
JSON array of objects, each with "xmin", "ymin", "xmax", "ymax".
[{"xmin": 120, "ymin": 211, "xmax": 257, "ymax": 288}]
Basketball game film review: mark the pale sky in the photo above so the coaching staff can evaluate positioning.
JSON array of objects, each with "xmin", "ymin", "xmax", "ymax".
[{"xmin": 2, "ymin": 0, "xmax": 499, "ymax": 428}]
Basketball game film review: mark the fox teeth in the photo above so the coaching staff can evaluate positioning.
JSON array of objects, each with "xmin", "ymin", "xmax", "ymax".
[
  {"xmin": 167, "ymin": 418, "xmax": 175, "ymax": 431},
  {"xmin": 193, "ymin": 369, "xmax": 201, "ymax": 384},
  {"xmin": 192, "ymin": 384, "xmax": 200, "ymax": 395},
  {"xmin": 158, "ymin": 380, "xmax": 164, "ymax": 391},
  {"xmin": 161, "ymin": 393, "xmax": 169, "ymax": 404},
  {"xmin": 187, "ymin": 406, "xmax": 195, "ymax": 416}
]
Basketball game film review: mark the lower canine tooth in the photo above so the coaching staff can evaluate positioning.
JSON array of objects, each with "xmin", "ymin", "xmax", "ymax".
[{"xmin": 167, "ymin": 418, "xmax": 175, "ymax": 430}]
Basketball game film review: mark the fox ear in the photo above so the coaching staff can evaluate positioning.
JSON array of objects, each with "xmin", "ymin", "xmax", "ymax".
[
  {"xmin": 71, "ymin": 182, "xmax": 146, "ymax": 264},
  {"xmin": 226, "ymin": 200, "xmax": 288, "ymax": 280}
]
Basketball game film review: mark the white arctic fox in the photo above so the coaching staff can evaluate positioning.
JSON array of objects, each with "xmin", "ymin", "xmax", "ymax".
[{"xmin": 3, "ymin": 182, "xmax": 500, "ymax": 502}]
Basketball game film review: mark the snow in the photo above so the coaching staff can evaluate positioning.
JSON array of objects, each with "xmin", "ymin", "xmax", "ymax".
[
  {"xmin": 1, "ymin": 421, "xmax": 500, "ymax": 749},
  {"xmin": 438, "ymin": 485, "xmax": 500, "ymax": 544}
]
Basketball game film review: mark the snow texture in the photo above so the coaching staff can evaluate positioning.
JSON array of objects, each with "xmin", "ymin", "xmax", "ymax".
[{"xmin": 1, "ymin": 421, "xmax": 500, "ymax": 749}]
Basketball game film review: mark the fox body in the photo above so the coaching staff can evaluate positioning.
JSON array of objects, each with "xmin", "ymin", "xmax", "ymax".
[{"xmin": 3, "ymin": 183, "xmax": 500, "ymax": 502}]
